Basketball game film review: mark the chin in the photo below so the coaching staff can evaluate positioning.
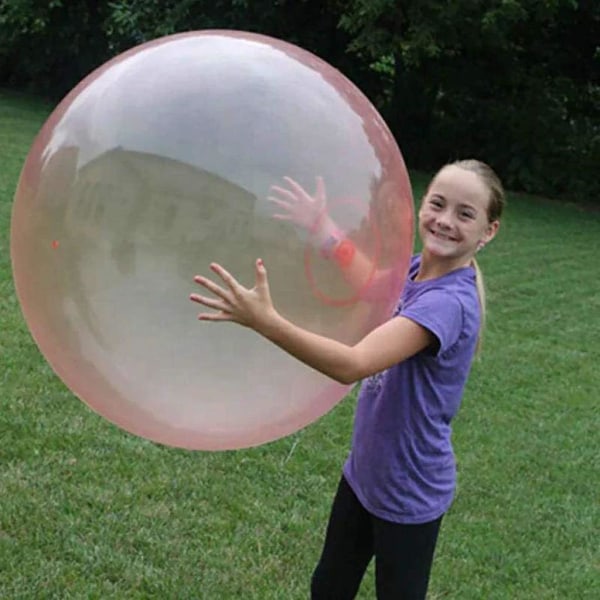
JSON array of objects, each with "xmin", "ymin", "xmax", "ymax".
[{"xmin": 423, "ymin": 241, "xmax": 458, "ymax": 258}]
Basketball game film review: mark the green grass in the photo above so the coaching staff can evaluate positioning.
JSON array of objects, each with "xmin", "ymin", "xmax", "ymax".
[{"xmin": 1, "ymin": 89, "xmax": 599, "ymax": 599}]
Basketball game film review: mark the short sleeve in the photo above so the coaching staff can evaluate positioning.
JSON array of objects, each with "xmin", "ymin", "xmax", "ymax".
[{"xmin": 401, "ymin": 288, "xmax": 464, "ymax": 355}]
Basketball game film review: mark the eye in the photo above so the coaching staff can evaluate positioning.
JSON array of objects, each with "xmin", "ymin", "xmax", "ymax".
[
  {"xmin": 429, "ymin": 198, "xmax": 443, "ymax": 208},
  {"xmin": 459, "ymin": 210, "xmax": 475, "ymax": 220}
]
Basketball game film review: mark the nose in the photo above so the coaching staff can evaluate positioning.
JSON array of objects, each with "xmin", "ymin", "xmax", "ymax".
[{"xmin": 435, "ymin": 210, "xmax": 453, "ymax": 230}]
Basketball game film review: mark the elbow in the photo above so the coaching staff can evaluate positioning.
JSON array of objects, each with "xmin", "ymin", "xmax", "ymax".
[
  {"xmin": 334, "ymin": 371, "xmax": 358, "ymax": 386},
  {"xmin": 332, "ymin": 353, "xmax": 365, "ymax": 386}
]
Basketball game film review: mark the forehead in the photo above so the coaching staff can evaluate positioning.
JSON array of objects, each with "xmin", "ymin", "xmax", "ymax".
[{"xmin": 428, "ymin": 166, "xmax": 489, "ymax": 208}]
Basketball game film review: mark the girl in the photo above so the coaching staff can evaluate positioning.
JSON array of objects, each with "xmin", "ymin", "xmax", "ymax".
[{"xmin": 190, "ymin": 159, "xmax": 504, "ymax": 599}]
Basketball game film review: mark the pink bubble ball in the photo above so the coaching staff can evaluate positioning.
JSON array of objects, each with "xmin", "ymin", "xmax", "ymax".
[{"xmin": 11, "ymin": 30, "xmax": 414, "ymax": 450}]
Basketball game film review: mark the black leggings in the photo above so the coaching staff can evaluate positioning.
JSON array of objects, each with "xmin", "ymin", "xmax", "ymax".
[{"xmin": 311, "ymin": 476, "xmax": 443, "ymax": 600}]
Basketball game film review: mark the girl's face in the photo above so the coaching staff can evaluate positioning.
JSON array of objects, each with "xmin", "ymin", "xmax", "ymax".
[{"xmin": 418, "ymin": 166, "xmax": 499, "ymax": 263}]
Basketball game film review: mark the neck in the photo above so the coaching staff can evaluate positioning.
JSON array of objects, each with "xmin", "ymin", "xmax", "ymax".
[{"xmin": 414, "ymin": 249, "xmax": 474, "ymax": 282}]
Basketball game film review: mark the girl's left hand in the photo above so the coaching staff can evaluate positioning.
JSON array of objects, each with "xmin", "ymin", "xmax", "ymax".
[{"xmin": 190, "ymin": 259, "xmax": 276, "ymax": 331}]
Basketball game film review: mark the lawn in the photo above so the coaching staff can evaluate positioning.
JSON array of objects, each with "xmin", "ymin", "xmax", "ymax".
[{"xmin": 1, "ymin": 90, "xmax": 598, "ymax": 599}]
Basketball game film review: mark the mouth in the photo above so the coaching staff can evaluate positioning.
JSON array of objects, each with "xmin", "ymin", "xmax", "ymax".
[{"xmin": 428, "ymin": 228, "xmax": 457, "ymax": 242}]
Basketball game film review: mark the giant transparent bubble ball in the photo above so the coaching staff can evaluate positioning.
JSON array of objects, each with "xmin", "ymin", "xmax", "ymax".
[{"xmin": 11, "ymin": 31, "xmax": 414, "ymax": 450}]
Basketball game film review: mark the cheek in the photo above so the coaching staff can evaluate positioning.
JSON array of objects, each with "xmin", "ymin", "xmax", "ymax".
[{"xmin": 417, "ymin": 208, "xmax": 430, "ymax": 224}]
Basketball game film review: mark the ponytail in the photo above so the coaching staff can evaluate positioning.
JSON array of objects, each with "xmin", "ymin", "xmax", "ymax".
[
  {"xmin": 471, "ymin": 257, "xmax": 486, "ymax": 354},
  {"xmin": 448, "ymin": 159, "xmax": 505, "ymax": 355}
]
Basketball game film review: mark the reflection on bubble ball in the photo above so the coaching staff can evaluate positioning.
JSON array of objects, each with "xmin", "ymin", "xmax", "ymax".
[{"xmin": 10, "ymin": 30, "xmax": 413, "ymax": 450}]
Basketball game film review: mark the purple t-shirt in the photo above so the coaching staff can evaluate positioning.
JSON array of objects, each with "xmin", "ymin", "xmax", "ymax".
[{"xmin": 343, "ymin": 254, "xmax": 480, "ymax": 524}]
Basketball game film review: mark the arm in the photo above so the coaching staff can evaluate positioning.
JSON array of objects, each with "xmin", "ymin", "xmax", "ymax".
[
  {"xmin": 269, "ymin": 177, "xmax": 393, "ymax": 296},
  {"xmin": 190, "ymin": 260, "xmax": 433, "ymax": 385},
  {"xmin": 261, "ymin": 311, "xmax": 432, "ymax": 384}
]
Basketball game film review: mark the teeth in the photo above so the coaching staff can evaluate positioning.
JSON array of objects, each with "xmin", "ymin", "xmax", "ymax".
[{"xmin": 426, "ymin": 227, "xmax": 455, "ymax": 241}]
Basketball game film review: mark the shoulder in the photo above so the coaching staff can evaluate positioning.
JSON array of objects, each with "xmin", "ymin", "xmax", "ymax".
[
  {"xmin": 402, "ymin": 284, "xmax": 464, "ymax": 328},
  {"xmin": 401, "ymin": 267, "xmax": 479, "ymax": 355},
  {"xmin": 404, "ymin": 270, "xmax": 474, "ymax": 310}
]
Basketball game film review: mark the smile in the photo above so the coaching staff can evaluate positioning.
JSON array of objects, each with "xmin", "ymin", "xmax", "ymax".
[{"xmin": 429, "ymin": 228, "xmax": 457, "ymax": 242}]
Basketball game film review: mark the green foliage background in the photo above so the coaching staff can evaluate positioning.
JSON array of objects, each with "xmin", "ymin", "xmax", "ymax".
[{"xmin": 0, "ymin": 0, "xmax": 598, "ymax": 201}]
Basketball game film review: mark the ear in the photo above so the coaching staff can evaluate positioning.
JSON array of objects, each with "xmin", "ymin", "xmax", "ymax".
[
  {"xmin": 478, "ymin": 220, "xmax": 500, "ymax": 251},
  {"xmin": 481, "ymin": 220, "xmax": 500, "ymax": 246}
]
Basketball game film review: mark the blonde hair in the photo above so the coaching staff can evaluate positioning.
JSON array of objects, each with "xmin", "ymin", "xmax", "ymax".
[{"xmin": 448, "ymin": 159, "xmax": 505, "ymax": 352}]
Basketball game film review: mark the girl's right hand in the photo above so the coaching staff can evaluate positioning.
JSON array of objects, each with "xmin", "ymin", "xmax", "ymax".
[{"xmin": 268, "ymin": 176, "xmax": 327, "ymax": 232}]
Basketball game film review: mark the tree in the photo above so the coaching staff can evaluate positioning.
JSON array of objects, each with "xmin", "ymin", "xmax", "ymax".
[
  {"xmin": 0, "ymin": 0, "xmax": 111, "ymax": 98},
  {"xmin": 1, "ymin": 0, "xmax": 597, "ymax": 200},
  {"xmin": 333, "ymin": 0, "xmax": 599, "ymax": 199}
]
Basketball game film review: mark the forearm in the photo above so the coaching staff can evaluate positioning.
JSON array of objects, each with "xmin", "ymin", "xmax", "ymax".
[
  {"xmin": 318, "ymin": 216, "xmax": 390, "ymax": 298},
  {"xmin": 192, "ymin": 260, "xmax": 429, "ymax": 384},
  {"xmin": 258, "ymin": 311, "xmax": 359, "ymax": 385}
]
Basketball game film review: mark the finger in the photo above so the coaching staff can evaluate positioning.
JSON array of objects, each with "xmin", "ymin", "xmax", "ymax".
[
  {"xmin": 281, "ymin": 176, "xmax": 300, "ymax": 188},
  {"xmin": 197, "ymin": 311, "xmax": 234, "ymax": 322},
  {"xmin": 193, "ymin": 275, "xmax": 233, "ymax": 304},
  {"xmin": 271, "ymin": 214, "xmax": 295, "ymax": 222},
  {"xmin": 189, "ymin": 293, "xmax": 231, "ymax": 312},
  {"xmin": 255, "ymin": 258, "xmax": 267, "ymax": 286},
  {"xmin": 269, "ymin": 186, "xmax": 299, "ymax": 203},
  {"xmin": 282, "ymin": 177, "xmax": 311, "ymax": 200},
  {"xmin": 254, "ymin": 258, "xmax": 272, "ymax": 305},
  {"xmin": 209, "ymin": 263, "xmax": 241, "ymax": 294},
  {"xmin": 267, "ymin": 196, "xmax": 294, "ymax": 211}
]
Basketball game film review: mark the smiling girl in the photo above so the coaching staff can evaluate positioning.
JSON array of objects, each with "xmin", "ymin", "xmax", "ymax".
[{"xmin": 190, "ymin": 159, "xmax": 505, "ymax": 599}]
